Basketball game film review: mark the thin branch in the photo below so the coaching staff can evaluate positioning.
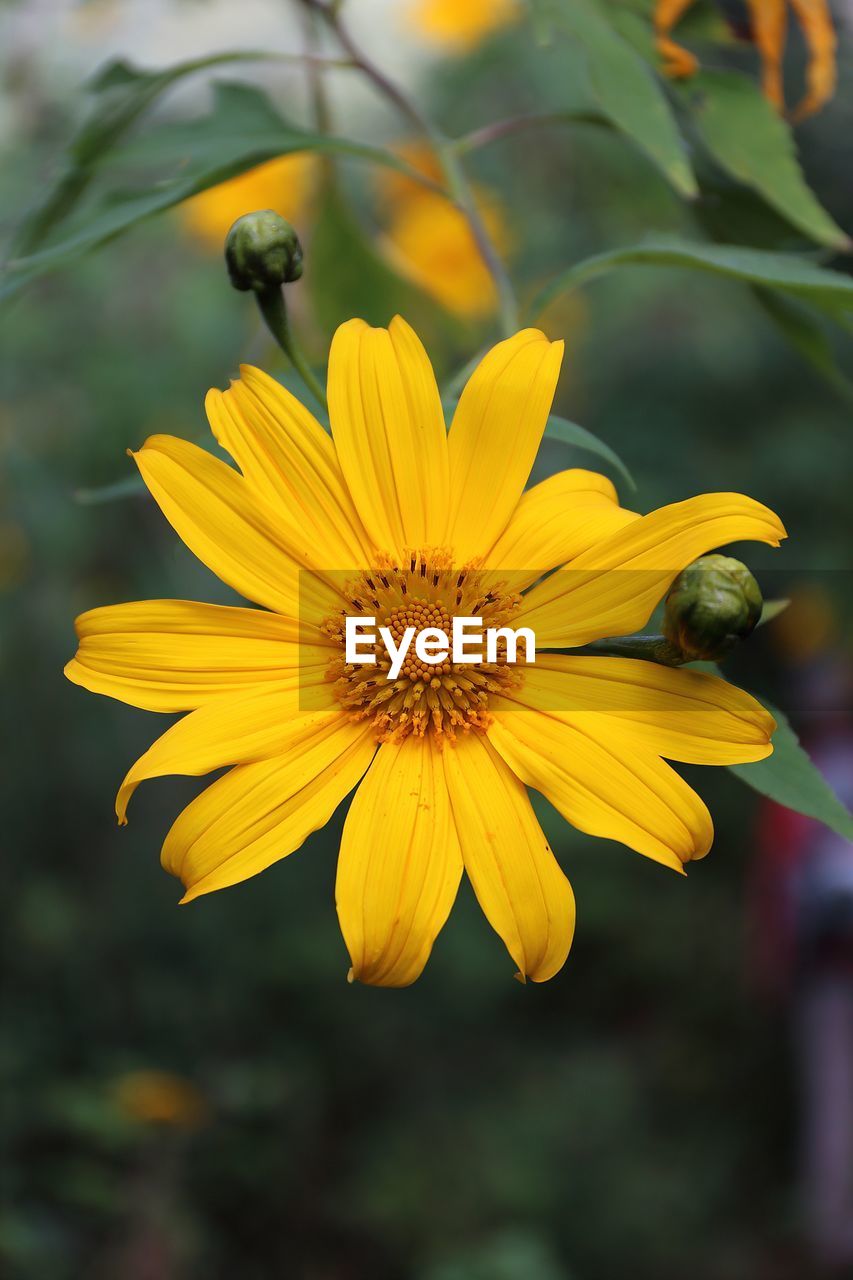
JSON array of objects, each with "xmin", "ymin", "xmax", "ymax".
[
  {"xmin": 304, "ymin": 0, "xmax": 520, "ymax": 335},
  {"xmin": 454, "ymin": 110, "xmax": 608, "ymax": 155}
]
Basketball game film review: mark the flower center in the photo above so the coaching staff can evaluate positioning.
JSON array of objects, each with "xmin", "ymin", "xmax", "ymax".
[{"xmin": 322, "ymin": 550, "xmax": 526, "ymax": 743}]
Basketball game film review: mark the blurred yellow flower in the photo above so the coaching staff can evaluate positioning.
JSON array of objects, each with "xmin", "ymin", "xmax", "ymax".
[
  {"xmin": 656, "ymin": 0, "xmax": 837, "ymax": 119},
  {"xmin": 407, "ymin": 0, "xmax": 519, "ymax": 50},
  {"xmin": 383, "ymin": 191, "xmax": 510, "ymax": 318},
  {"xmin": 114, "ymin": 1069, "xmax": 208, "ymax": 1129},
  {"xmin": 67, "ymin": 318, "xmax": 784, "ymax": 986},
  {"xmin": 771, "ymin": 585, "xmax": 838, "ymax": 663},
  {"xmin": 182, "ymin": 154, "xmax": 318, "ymax": 251},
  {"xmin": 379, "ymin": 143, "xmax": 511, "ymax": 319}
]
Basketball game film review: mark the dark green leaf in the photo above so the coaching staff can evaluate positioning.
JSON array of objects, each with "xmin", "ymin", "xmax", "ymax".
[
  {"xmin": 529, "ymin": 236, "xmax": 853, "ymax": 323},
  {"xmin": 2, "ymin": 83, "xmax": 437, "ymax": 300},
  {"xmin": 754, "ymin": 289, "xmax": 853, "ymax": 400},
  {"xmin": 730, "ymin": 698, "xmax": 853, "ymax": 841},
  {"xmin": 441, "ymin": 401, "xmax": 635, "ymax": 495},
  {"xmin": 73, "ymin": 52, "xmax": 278, "ymax": 167},
  {"xmin": 678, "ymin": 70, "xmax": 850, "ymax": 252},
  {"xmin": 13, "ymin": 52, "xmax": 278, "ymax": 255},
  {"xmin": 543, "ymin": 414, "xmax": 636, "ymax": 493},
  {"xmin": 308, "ymin": 180, "xmax": 423, "ymax": 335},
  {"xmin": 73, "ymin": 476, "xmax": 147, "ymax": 505},
  {"xmin": 535, "ymin": 0, "xmax": 697, "ymax": 198},
  {"xmin": 757, "ymin": 598, "xmax": 790, "ymax": 627}
]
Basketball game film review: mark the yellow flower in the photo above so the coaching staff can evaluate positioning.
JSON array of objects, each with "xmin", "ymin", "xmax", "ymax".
[
  {"xmin": 113, "ymin": 1069, "xmax": 208, "ymax": 1129},
  {"xmin": 181, "ymin": 154, "xmax": 318, "ymax": 251},
  {"xmin": 379, "ymin": 143, "xmax": 511, "ymax": 319},
  {"xmin": 66, "ymin": 319, "xmax": 785, "ymax": 986},
  {"xmin": 655, "ymin": 0, "xmax": 837, "ymax": 119},
  {"xmin": 407, "ymin": 0, "xmax": 519, "ymax": 51}
]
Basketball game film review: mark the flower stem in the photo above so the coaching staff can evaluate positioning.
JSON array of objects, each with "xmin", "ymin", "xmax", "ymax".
[
  {"xmin": 576, "ymin": 634, "xmax": 687, "ymax": 665},
  {"xmin": 255, "ymin": 286, "xmax": 328, "ymax": 413},
  {"xmin": 305, "ymin": 0, "xmax": 520, "ymax": 337}
]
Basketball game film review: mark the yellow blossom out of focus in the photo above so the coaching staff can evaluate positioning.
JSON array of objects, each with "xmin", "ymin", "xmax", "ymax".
[
  {"xmin": 113, "ymin": 1069, "xmax": 208, "ymax": 1129},
  {"xmin": 181, "ymin": 154, "xmax": 318, "ymax": 251},
  {"xmin": 771, "ymin": 586, "xmax": 839, "ymax": 664},
  {"xmin": 655, "ymin": 0, "xmax": 837, "ymax": 120},
  {"xmin": 406, "ymin": 0, "xmax": 519, "ymax": 51},
  {"xmin": 379, "ymin": 143, "xmax": 511, "ymax": 320}
]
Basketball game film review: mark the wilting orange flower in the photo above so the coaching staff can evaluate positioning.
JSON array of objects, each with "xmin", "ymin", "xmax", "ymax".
[
  {"xmin": 66, "ymin": 319, "xmax": 784, "ymax": 986},
  {"xmin": 407, "ymin": 0, "xmax": 519, "ymax": 50},
  {"xmin": 656, "ymin": 0, "xmax": 837, "ymax": 119},
  {"xmin": 182, "ymin": 154, "xmax": 318, "ymax": 250},
  {"xmin": 379, "ymin": 143, "xmax": 511, "ymax": 319}
]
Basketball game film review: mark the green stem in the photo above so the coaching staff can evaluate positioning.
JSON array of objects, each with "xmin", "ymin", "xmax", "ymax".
[
  {"xmin": 306, "ymin": 0, "xmax": 519, "ymax": 336},
  {"xmin": 299, "ymin": 0, "xmax": 334, "ymax": 135},
  {"xmin": 256, "ymin": 287, "xmax": 328, "ymax": 413},
  {"xmin": 438, "ymin": 145, "xmax": 519, "ymax": 336},
  {"xmin": 575, "ymin": 634, "xmax": 687, "ymax": 665}
]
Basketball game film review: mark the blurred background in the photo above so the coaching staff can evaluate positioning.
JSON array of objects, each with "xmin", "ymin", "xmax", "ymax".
[{"xmin": 2, "ymin": 1, "xmax": 853, "ymax": 1277}]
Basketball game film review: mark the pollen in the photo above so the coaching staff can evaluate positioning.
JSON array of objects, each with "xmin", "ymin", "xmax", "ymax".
[{"xmin": 322, "ymin": 550, "xmax": 525, "ymax": 743}]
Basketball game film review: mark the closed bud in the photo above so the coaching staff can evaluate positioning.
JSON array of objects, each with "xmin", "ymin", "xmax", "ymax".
[
  {"xmin": 224, "ymin": 209, "xmax": 303, "ymax": 292},
  {"xmin": 663, "ymin": 554, "xmax": 763, "ymax": 662}
]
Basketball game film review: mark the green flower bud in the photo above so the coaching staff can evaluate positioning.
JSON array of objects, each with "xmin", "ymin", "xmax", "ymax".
[
  {"xmin": 224, "ymin": 210, "xmax": 303, "ymax": 293},
  {"xmin": 663, "ymin": 555, "xmax": 763, "ymax": 662}
]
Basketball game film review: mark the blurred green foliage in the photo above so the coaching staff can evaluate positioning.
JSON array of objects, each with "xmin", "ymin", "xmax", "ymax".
[{"xmin": 2, "ymin": 1, "xmax": 853, "ymax": 1277}]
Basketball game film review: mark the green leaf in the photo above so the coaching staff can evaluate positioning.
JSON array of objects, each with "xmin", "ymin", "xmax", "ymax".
[
  {"xmin": 2, "ymin": 83, "xmax": 436, "ymax": 300},
  {"xmin": 308, "ymin": 180, "xmax": 424, "ymax": 335},
  {"xmin": 730, "ymin": 699, "xmax": 853, "ymax": 841},
  {"xmin": 529, "ymin": 236, "xmax": 853, "ymax": 323},
  {"xmin": 536, "ymin": 0, "xmax": 697, "ymax": 198},
  {"xmin": 74, "ymin": 53, "xmax": 279, "ymax": 168},
  {"xmin": 543, "ymin": 415, "xmax": 636, "ymax": 493},
  {"xmin": 754, "ymin": 289, "xmax": 853, "ymax": 400},
  {"xmin": 440, "ymin": 401, "xmax": 635, "ymax": 495},
  {"xmin": 757, "ymin": 598, "xmax": 791, "ymax": 627},
  {"xmin": 73, "ymin": 476, "xmax": 147, "ymax": 505},
  {"xmin": 12, "ymin": 52, "xmax": 278, "ymax": 255},
  {"xmin": 678, "ymin": 70, "xmax": 850, "ymax": 252}
]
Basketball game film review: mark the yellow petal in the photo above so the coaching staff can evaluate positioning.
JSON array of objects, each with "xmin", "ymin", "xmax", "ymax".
[
  {"xmin": 496, "ymin": 654, "xmax": 775, "ymax": 764},
  {"xmin": 163, "ymin": 721, "xmax": 377, "ymax": 902},
  {"xmin": 654, "ymin": 0, "xmax": 700, "ymax": 79},
  {"xmin": 485, "ymin": 468, "xmax": 638, "ymax": 587},
  {"xmin": 746, "ymin": 0, "xmax": 788, "ymax": 110},
  {"xmin": 788, "ymin": 0, "xmax": 837, "ymax": 120},
  {"xmin": 488, "ymin": 711, "xmax": 714, "ymax": 872},
  {"xmin": 116, "ymin": 691, "xmax": 340, "ymax": 823},
  {"xmin": 518, "ymin": 492, "xmax": 786, "ymax": 647},
  {"xmin": 64, "ymin": 598, "xmax": 330, "ymax": 712},
  {"xmin": 657, "ymin": 34, "xmax": 699, "ymax": 79},
  {"xmin": 327, "ymin": 316, "xmax": 449, "ymax": 558},
  {"xmin": 446, "ymin": 330, "xmax": 564, "ymax": 564},
  {"xmin": 133, "ymin": 434, "xmax": 343, "ymax": 621},
  {"xmin": 442, "ymin": 732, "xmax": 575, "ymax": 982},
  {"xmin": 335, "ymin": 736, "xmax": 463, "ymax": 987},
  {"xmin": 206, "ymin": 366, "xmax": 374, "ymax": 568}
]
